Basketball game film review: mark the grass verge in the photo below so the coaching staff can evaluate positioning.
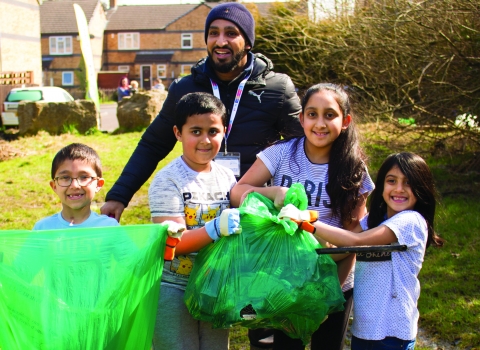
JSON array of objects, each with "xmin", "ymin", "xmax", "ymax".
[{"xmin": 0, "ymin": 125, "xmax": 478, "ymax": 348}]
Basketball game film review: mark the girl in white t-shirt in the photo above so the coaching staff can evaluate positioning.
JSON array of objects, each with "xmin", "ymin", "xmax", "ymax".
[
  {"xmin": 281, "ymin": 152, "xmax": 444, "ymax": 349},
  {"xmin": 231, "ymin": 83, "xmax": 374, "ymax": 350}
]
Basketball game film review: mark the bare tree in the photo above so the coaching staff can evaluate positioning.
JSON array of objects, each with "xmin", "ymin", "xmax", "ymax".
[{"xmin": 255, "ymin": 0, "xmax": 480, "ymax": 163}]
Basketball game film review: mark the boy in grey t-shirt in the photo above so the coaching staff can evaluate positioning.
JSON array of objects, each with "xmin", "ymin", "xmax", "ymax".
[{"xmin": 148, "ymin": 92, "xmax": 241, "ymax": 350}]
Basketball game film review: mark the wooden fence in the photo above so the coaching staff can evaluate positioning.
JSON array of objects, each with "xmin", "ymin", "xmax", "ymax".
[{"xmin": 0, "ymin": 71, "xmax": 37, "ymax": 110}]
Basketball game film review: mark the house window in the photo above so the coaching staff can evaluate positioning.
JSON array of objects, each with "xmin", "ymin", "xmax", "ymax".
[
  {"xmin": 181, "ymin": 65, "xmax": 192, "ymax": 75},
  {"xmin": 118, "ymin": 33, "xmax": 139, "ymax": 50},
  {"xmin": 118, "ymin": 65, "xmax": 130, "ymax": 72},
  {"xmin": 157, "ymin": 65, "xmax": 166, "ymax": 78},
  {"xmin": 181, "ymin": 33, "xmax": 192, "ymax": 49},
  {"xmin": 62, "ymin": 71, "xmax": 74, "ymax": 86},
  {"xmin": 49, "ymin": 36, "xmax": 73, "ymax": 55}
]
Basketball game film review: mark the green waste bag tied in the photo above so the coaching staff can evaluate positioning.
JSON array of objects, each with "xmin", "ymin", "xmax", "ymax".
[
  {"xmin": 184, "ymin": 183, "xmax": 345, "ymax": 345},
  {"xmin": 0, "ymin": 224, "xmax": 168, "ymax": 350}
]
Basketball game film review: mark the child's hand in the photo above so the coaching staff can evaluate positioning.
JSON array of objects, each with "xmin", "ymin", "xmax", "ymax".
[
  {"xmin": 163, "ymin": 221, "xmax": 186, "ymax": 238},
  {"xmin": 273, "ymin": 186, "xmax": 289, "ymax": 209},
  {"xmin": 162, "ymin": 221, "xmax": 186, "ymax": 261},
  {"xmin": 278, "ymin": 204, "xmax": 318, "ymax": 234},
  {"xmin": 205, "ymin": 209, "xmax": 242, "ymax": 241},
  {"xmin": 240, "ymin": 188, "xmax": 256, "ymax": 205}
]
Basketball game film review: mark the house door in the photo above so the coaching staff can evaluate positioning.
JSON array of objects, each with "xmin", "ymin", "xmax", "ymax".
[{"xmin": 141, "ymin": 65, "xmax": 151, "ymax": 89}]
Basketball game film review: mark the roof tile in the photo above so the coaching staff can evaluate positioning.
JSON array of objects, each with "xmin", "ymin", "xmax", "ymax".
[
  {"xmin": 105, "ymin": 4, "xmax": 199, "ymax": 31},
  {"xmin": 40, "ymin": 0, "xmax": 100, "ymax": 34}
]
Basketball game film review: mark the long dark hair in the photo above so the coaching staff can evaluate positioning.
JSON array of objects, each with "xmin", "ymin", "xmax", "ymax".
[
  {"xmin": 283, "ymin": 83, "xmax": 367, "ymax": 224},
  {"xmin": 367, "ymin": 152, "xmax": 444, "ymax": 248}
]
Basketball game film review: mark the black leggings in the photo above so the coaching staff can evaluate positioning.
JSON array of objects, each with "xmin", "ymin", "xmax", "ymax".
[{"xmin": 272, "ymin": 288, "xmax": 354, "ymax": 350}]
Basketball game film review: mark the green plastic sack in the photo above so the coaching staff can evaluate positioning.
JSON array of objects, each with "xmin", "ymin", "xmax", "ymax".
[
  {"xmin": 184, "ymin": 184, "xmax": 345, "ymax": 344},
  {"xmin": 0, "ymin": 224, "xmax": 168, "ymax": 350}
]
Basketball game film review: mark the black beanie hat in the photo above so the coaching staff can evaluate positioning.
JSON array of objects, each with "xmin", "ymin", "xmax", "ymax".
[{"xmin": 204, "ymin": 2, "xmax": 255, "ymax": 48}]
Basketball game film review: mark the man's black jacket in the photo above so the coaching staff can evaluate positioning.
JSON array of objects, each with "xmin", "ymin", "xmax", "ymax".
[{"xmin": 106, "ymin": 52, "xmax": 302, "ymax": 207}]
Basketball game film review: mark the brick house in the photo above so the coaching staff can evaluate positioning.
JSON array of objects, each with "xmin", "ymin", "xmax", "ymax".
[
  {"xmin": 103, "ymin": 3, "xmax": 214, "ymax": 90},
  {"xmin": 0, "ymin": 0, "xmax": 42, "ymax": 84},
  {"xmin": 40, "ymin": 0, "xmax": 107, "ymax": 92},
  {"xmin": 37, "ymin": 0, "xmax": 276, "ymax": 93},
  {"xmin": 0, "ymin": 0, "xmax": 42, "ymax": 103}
]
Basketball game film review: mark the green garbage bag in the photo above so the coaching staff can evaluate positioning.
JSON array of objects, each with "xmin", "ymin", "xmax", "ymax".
[
  {"xmin": 184, "ymin": 184, "xmax": 345, "ymax": 344},
  {"xmin": 0, "ymin": 224, "xmax": 168, "ymax": 350}
]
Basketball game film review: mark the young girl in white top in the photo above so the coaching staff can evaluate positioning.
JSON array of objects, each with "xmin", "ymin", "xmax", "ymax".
[
  {"xmin": 231, "ymin": 83, "xmax": 375, "ymax": 350},
  {"xmin": 281, "ymin": 152, "xmax": 444, "ymax": 349}
]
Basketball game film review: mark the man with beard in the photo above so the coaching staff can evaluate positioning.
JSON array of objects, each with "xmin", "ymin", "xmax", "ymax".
[
  {"xmin": 102, "ymin": 2, "xmax": 302, "ymax": 222},
  {"xmin": 102, "ymin": 3, "xmax": 302, "ymax": 348},
  {"xmin": 103, "ymin": 12, "xmax": 301, "ymax": 349}
]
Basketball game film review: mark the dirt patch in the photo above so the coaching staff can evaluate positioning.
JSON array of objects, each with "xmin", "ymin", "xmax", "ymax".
[
  {"xmin": 0, "ymin": 129, "xmax": 20, "ymax": 142},
  {"xmin": 0, "ymin": 140, "xmax": 23, "ymax": 161}
]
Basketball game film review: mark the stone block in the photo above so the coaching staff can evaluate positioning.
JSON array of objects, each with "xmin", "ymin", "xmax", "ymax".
[
  {"xmin": 116, "ymin": 90, "xmax": 167, "ymax": 130},
  {"xmin": 18, "ymin": 100, "xmax": 98, "ymax": 135}
]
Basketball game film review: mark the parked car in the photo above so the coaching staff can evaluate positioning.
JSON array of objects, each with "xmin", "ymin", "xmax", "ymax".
[{"xmin": 1, "ymin": 86, "xmax": 74, "ymax": 126}]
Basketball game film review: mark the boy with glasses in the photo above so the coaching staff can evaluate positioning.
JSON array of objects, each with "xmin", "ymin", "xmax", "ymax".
[{"xmin": 34, "ymin": 143, "xmax": 118, "ymax": 229}]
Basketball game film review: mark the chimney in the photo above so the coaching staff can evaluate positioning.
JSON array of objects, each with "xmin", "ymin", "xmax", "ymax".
[{"xmin": 110, "ymin": 0, "xmax": 117, "ymax": 8}]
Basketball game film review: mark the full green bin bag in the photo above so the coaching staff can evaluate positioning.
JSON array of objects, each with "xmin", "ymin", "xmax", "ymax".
[
  {"xmin": 0, "ymin": 224, "xmax": 168, "ymax": 350},
  {"xmin": 184, "ymin": 184, "xmax": 345, "ymax": 344}
]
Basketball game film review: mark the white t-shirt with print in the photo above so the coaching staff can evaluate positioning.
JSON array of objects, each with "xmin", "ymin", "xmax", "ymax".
[
  {"xmin": 353, "ymin": 210, "xmax": 428, "ymax": 340},
  {"xmin": 148, "ymin": 156, "xmax": 236, "ymax": 290},
  {"xmin": 258, "ymin": 137, "xmax": 375, "ymax": 291}
]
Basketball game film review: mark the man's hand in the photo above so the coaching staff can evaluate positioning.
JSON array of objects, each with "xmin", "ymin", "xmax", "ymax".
[
  {"xmin": 278, "ymin": 204, "xmax": 318, "ymax": 234},
  {"xmin": 205, "ymin": 209, "xmax": 242, "ymax": 241},
  {"xmin": 100, "ymin": 200, "xmax": 125, "ymax": 222}
]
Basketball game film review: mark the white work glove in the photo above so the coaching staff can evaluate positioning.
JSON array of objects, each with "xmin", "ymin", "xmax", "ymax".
[
  {"xmin": 278, "ymin": 204, "xmax": 318, "ymax": 234},
  {"xmin": 205, "ymin": 209, "xmax": 242, "ymax": 241},
  {"xmin": 163, "ymin": 220, "xmax": 186, "ymax": 238}
]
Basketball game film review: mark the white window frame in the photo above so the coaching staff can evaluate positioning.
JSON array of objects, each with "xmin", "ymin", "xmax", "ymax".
[
  {"xmin": 157, "ymin": 64, "xmax": 167, "ymax": 78},
  {"xmin": 62, "ymin": 71, "xmax": 74, "ymax": 86},
  {"xmin": 49, "ymin": 36, "xmax": 73, "ymax": 55},
  {"xmin": 118, "ymin": 65, "xmax": 130, "ymax": 72},
  {"xmin": 181, "ymin": 33, "xmax": 192, "ymax": 49},
  {"xmin": 181, "ymin": 64, "xmax": 192, "ymax": 75},
  {"xmin": 118, "ymin": 32, "xmax": 140, "ymax": 50}
]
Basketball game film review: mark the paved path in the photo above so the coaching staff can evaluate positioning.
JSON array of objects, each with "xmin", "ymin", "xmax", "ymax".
[{"xmin": 99, "ymin": 103, "xmax": 118, "ymax": 133}]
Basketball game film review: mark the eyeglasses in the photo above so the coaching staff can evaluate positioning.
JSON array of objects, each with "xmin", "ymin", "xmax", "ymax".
[{"xmin": 54, "ymin": 176, "xmax": 99, "ymax": 187}]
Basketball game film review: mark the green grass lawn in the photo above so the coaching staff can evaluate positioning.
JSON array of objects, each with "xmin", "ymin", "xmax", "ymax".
[{"xmin": 0, "ymin": 127, "xmax": 478, "ymax": 348}]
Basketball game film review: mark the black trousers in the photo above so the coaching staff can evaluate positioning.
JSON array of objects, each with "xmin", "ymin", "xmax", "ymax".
[
  {"xmin": 248, "ymin": 328, "xmax": 275, "ymax": 348},
  {"xmin": 271, "ymin": 288, "xmax": 354, "ymax": 350}
]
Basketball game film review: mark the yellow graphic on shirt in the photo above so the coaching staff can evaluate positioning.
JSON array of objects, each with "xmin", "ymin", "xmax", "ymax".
[
  {"xmin": 170, "ymin": 255, "xmax": 193, "ymax": 275},
  {"xmin": 184, "ymin": 205, "xmax": 199, "ymax": 226},
  {"xmin": 202, "ymin": 206, "xmax": 220, "ymax": 222}
]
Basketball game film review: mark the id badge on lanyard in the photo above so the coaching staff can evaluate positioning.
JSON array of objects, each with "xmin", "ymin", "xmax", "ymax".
[
  {"xmin": 214, "ymin": 152, "xmax": 241, "ymax": 177},
  {"xmin": 210, "ymin": 67, "xmax": 252, "ymax": 177}
]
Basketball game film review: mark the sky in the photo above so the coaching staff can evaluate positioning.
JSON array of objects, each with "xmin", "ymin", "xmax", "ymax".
[{"xmin": 116, "ymin": 0, "xmax": 288, "ymax": 4}]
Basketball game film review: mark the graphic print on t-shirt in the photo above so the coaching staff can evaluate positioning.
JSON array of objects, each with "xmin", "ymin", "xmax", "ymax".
[
  {"xmin": 183, "ymin": 201, "xmax": 229, "ymax": 229},
  {"xmin": 170, "ymin": 255, "xmax": 194, "ymax": 276},
  {"xmin": 280, "ymin": 174, "xmax": 332, "ymax": 209},
  {"xmin": 184, "ymin": 205, "xmax": 199, "ymax": 226},
  {"xmin": 201, "ymin": 206, "xmax": 220, "ymax": 222}
]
